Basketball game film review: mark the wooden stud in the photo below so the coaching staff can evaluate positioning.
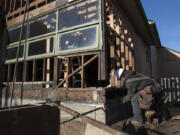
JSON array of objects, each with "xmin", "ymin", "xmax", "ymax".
[
  {"xmin": 20, "ymin": 0, "xmax": 23, "ymax": 15},
  {"xmin": 109, "ymin": 8, "xmax": 115, "ymax": 86},
  {"xmin": 120, "ymin": 41, "xmax": 125, "ymax": 69},
  {"xmin": 63, "ymin": 58, "xmax": 69, "ymax": 88},
  {"xmin": 128, "ymin": 50, "xmax": 133, "ymax": 70},
  {"xmin": 13, "ymin": 0, "xmax": 17, "ymax": 11},
  {"xmin": 43, "ymin": 58, "xmax": 46, "ymax": 81},
  {"xmin": 98, "ymin": 52, "xmax": 101, "ymax": 80},
  {"xmin": 81, "ymin": 55, "xmax": 85, "ymax": 88},
  {"xmin": 32, "ymin": 60, "xmax": 37, "ymax": 81},
  {"xmin": 7, "ymin": 0, "xmax": 48, "ymax": 18},
  {"xmin": 46, "ymin": 38, "xmax": 51, "ymax": 88},
  {"xmin": 109, "ymin": 39, "xmax": 115, "ymax": 86},
  {"xmin": 20, "ymin": 0, "xmax": 23, "ymax": 7},
  {"xmin": 125, "ymin": 45, "xmax": 129, "ymax": 70},
  {"xmin": 7, "ymin": 64, "xmax": 12, "ymax": 82},
  {"xmin": 9, "ymin": 0, "xmax": 13, "ymax": 13},
  {"xmin": 23, "ymin": 61, "xmax": 29, "ymax": 82},
  {"xmin": 15, "ymin": 63, "xmax": 20, "ymax": 82},
  {"xmin": 4, "ymin": 0, "xmax": 7, "ymax": 13},
  {"xmin": 132, "ymin": 51, "xmax": 135, "ymax": 71},
  {"xmin": 46, "ymin": 58, "xmax": 50, "ymax": 88},
  {"xmin": 53, "ymin": 57, "xmax": 59, "ymax": 84},
  {"xmin": 99, "ymin": 51, "xmax": 107, "ymax": 81},
  {"xmin": 115, "ymin": 22, "xmax": 121, "ymax": 67}
]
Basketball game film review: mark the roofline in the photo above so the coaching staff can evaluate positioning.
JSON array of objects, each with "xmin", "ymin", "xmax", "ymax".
[
  {"xmin": 114, "ymin": 0, "xmax": 161, "ymax": 47},
  {"xmin": 134, "ymin": 0, "xmax": 156, "ymax": 43}
]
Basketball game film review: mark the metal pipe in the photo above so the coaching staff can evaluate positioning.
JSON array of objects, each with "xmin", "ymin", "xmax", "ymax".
[{"xmin": 10, "ymin": 0, "xmax": 30, "ymax": 107}]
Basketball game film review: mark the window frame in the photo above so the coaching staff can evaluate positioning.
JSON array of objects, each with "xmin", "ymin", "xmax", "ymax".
[
  {"xmin": 5, "ymin": 44, "xmax": 25, "ymax": 64},
  {"xmin": 5, "ymin": 0, "xmax": 103, "ymax": 62},
  {"xmin": 26, "ymin": 35, "xmax": 55, "ymax": 60},
  {"xmin": 57, "ymin": 0, "xmax": 100, "ymax": 31},
  {"xmin": 56, "ymin": 24, "xmax": 99, "ymax": 55}
]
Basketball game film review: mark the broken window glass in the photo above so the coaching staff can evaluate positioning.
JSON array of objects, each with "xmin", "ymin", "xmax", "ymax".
[
  {"xmin": 6, "ymin": 46, "xmax": 24, "ymax": 60},
  {"xmin": 8, "ymin": 25, "xmax": 27, "ymax": 44},
  {"xmin": 29, "ymin": 12, "xmax": 56, "ymax": 38},
  {"xmin": 28, "ymin": 37, "xmax": 54, "ymax": 56},
  {"xmin": 59, "ymin": 26, "xmax": 97, "ymax": 50},
  {"xmin": 58, "ymin": 0, "xmax": 98, "ymax": 30}
]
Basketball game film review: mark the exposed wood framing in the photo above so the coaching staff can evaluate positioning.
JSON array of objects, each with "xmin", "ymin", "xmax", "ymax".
[
  {"xmin": 63, "ymin": 58, "xmax": 69, "ymax": 88},
  {"xmin": 33, "ymin": 60, "xmax": 37, "ymax": 81},
  {"xmin": 9, "ymin": 0, "xmax": 13, "ymax": 13},
  {"xmin": 56, "ymin": 55, "xmax": 98, "ymax": 88},
  {"xmin": 98, "ymin": 51, "xmax": 106, "ymax": 81},
  {"xmin": 13, "ymin": 0, "xmax": 16, "ymax": 12},
  {"xmin": 46, "ymin": 58, "xmax": 50, "ymax": 88},
  {"xmin": 81, "ymin": 55, "xmax": 85, "ymax": 88},
  {"xmin": 4, "ymin": 0, "xmax": 7, "ymax": 13},
  {"xmin": 125, "ymin": 45, "xmax": 129, "ymax": 70},
  {"xmin": 23, "ymin": 61, "xmax": 28, "ymax": 81},
  {"xmin": 7, "ymin": 64, "xmax": 12, "ymax": 82},
  {"xmin": 43, "ymin": 58, "xmax": 46, "ymax": 81},
  {"xmin": 108, "ymin": 38, "xmax": 115, "ymax": 86},
  {"xmin": 53, "ymin": 57, "xmax": 59, "ymax": 84},
  {"xmin": 106, "ymin": 0, "xmax": 135, "ymax": 86},
  {"xmin": 46, "ymin": 38, "xmax": 51, "ymax": 88},
  {"xmin": 15, "ymin": 63, "xmax": 20, "ymax": 81},
  {"xmin": 6, "ymin": 1, "xmax": 56, "ymax": 27},
  {"xmin": 120, "ymin": 41, "xmax": 125, "ymax": 69},
  {"xmin": 109, "ymin": 7, "xmax": 115, "ymax": 86}
]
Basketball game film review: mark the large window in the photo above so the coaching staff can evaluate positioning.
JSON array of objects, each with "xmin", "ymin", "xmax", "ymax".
[
  {"xmin": 58, "ymin": 0, "xmax": 98, "ymax": 30},
  {"xmin": 29, "ymin": 12, "xmax": 56, "ymax": 38},
  {"xmin": 59, "ymin": 26, "xmax": 97, "ymax": 50},
  {"xmin": 8, "ymin": 25, "xmax": 27, "ymax": 44},
  {"xmin": 6, "ymin": 46, "xmax": 24, "ymax": 60},
  {"xmin": 6, "ymin": 0, "xmax": 101, "ymax": 63},
  {"xmin": 8, "ymin": 12, "xmax": 56, "ymax": 44},
  {"xmin": 28, "ymin": 37, "xmax": 54, "ymax": 56}
]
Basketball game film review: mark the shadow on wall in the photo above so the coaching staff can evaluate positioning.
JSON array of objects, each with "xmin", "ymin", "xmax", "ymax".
[{"xmin": 158, "ymin": 47, "xmax": 180, "ymax": 78}]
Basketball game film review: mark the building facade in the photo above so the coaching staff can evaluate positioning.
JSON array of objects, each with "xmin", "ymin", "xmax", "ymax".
[{"xmin": 0, "ymin": 0, "xmax": 167, "ymax": 123}]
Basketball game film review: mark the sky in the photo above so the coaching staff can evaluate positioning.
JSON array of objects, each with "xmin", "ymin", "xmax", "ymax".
[{"xmin": 141, "ymin": 0, "xmax": 180, "ymax": 52}]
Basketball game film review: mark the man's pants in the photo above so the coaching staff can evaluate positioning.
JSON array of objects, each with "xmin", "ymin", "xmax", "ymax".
[{"xmin": 131, "ymin": 92, "xmax": 144, "ymax": 123}]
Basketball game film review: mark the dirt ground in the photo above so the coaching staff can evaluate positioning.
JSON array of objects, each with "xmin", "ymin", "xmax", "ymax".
[
  {"xmin": 59, "ymin": 104, "xmax": 180, "ymax": 135},
  {"xmin": 60, "ymin": 118, "xmax": 87, "ymax": 135},
  {"xmin": 112, "ymin": 104, "xmax": 180, "ymax": 135}
]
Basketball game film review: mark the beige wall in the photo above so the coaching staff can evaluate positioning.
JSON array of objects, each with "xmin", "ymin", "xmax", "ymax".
[
  {"xmin": 158, "ymin": 47, "xmax": 180, "ymax": 77},
  {"xmin": 133, "ymin": 32, "xmax": 151, "ymax": 76},
  {"xmin": 118, "ymin": 8, "xmax": 152, "ymax": 77},
  {"xmin": 150, "ymin": 45, "xmax": 159, "ymax": 79}
]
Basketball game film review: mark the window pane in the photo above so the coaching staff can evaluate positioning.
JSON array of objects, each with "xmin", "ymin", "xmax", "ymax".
[
  {"xmin": 8, "ymin": 25, "xmax": 27, "ymax": 44},
  {"xmin": 58, "ymin": 0, "xmax": 98, "ymax": 30},
  {"xmin": 6, "ymin": 46, "xmax": 24, "ymax": 60},
  {"xmin": 60, "ymin": 27, "xmax": 97, "ymax": 50},
  {"xmin": 28, "ymin": 38, "xmax": 54, "ymax": 56},
  {"xmin": 29, "ymin": 12, "xmax": 56, "ymax": 38}
]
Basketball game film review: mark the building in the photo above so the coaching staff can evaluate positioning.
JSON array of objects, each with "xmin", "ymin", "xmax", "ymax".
[{"xmin": 0, "ymin": 0, "xmax": 179, "ymax": 123}]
